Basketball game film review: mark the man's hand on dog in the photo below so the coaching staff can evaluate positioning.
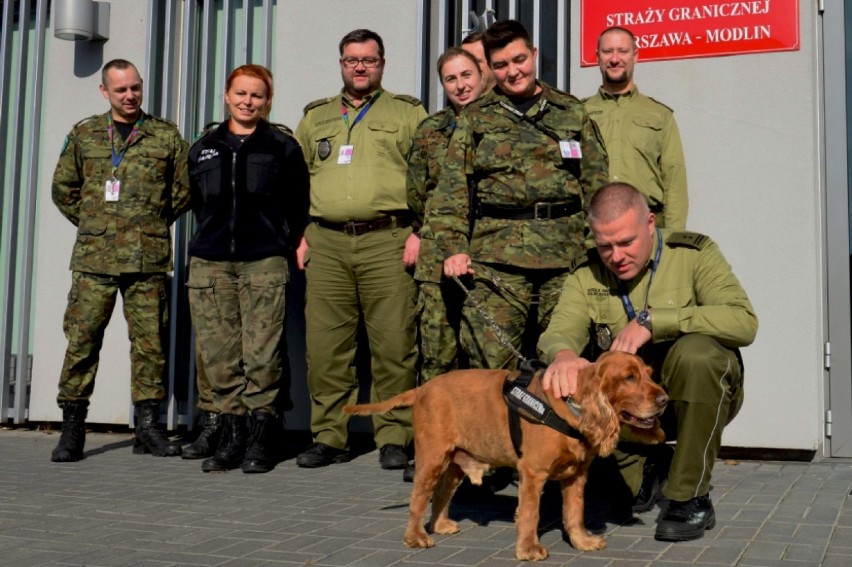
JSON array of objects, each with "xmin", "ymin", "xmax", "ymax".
[
  {"xmin": 609, "ymin": 319, "xmax": 651, "ymax": 354},
  {"xmin": 543, "ymin": 350, "xmax": 591, "ymax": 398}
]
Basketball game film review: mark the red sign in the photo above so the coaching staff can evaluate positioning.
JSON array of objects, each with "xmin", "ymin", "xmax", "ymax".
[{"xmin": 580, "ymin": 0, "xmax": 800, "ymax": 66}]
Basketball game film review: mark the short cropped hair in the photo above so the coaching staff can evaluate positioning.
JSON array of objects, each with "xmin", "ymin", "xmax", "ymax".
[
  {"xmin": 597, "ymin": 26, "xmax": 637, "ymax": 52},
  {"xmin": 339, "ymin": 28, "xmax": 385, "ymax": 59},
  {"xmin": 461, "ymin": 31, "xmax": 485, "ymax": 46},
  {"xmin": 588, "ymin": 182, "xmax": 650, "ymax": 225},
  {"xmin": 483, "ymin": 20, "xmax": 532, "ymax": 63},
  {"xmin": 101, "ymin": 59, "xmax": 139, "ymax": 86}
]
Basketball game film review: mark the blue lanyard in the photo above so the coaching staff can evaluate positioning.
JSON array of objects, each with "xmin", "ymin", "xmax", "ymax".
[
  {"xmin": 617, "ymin": 228, "xmax": 663, "ymax": 320},
  {"xmin": 341, "ymin": 91, "xmax": 381, "ymax": 135},
  {"xmin": 106, "ymin": 113, "xmax": 144, "ymax": 176}
]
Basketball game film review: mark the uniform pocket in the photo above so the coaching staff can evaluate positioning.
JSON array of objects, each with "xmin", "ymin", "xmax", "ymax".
[
  {"xmin": 140, "ymin": 224, "xmax": 171, "ymax": 266},
  {"xmin": 186, "ymin": 271, "xmax": 220, "ymax": 333}
]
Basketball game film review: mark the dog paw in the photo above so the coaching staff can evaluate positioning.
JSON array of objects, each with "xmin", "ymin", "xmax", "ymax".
[
  {"xmin": 570, "ymin": 533, "xmax": 607, "ymax": 551},
  {"xmin": 432, "ymin": 518, "xmax": 460, "ymax": 535},
  {"xmin": 515, "ymin": 544, "xmax": 549, "ymax": 561},
  {"xmin": 403, "ymin": 531, "xmax": 435, "ymax": 549}
]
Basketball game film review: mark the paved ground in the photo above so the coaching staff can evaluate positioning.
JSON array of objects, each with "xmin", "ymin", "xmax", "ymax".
[{"xmin": 1, "ymin": 427, "xmax": 851, "ymax": 567}]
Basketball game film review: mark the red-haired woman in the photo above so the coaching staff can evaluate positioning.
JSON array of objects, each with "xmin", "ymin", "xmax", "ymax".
[{"xmin": 186, "ymin": 64, "xmax": 309, "ymax": 473}]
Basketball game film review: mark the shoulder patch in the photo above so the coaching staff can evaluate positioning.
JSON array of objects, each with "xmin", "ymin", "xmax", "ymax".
[
  {"xmin": 666, "ymin": 231, "xmax": 710, "ymax": 250},
  {"xmin": 194, "ymin": 121, "xmax": 220, "ymax": 142},
  {"xmin": 390, "ymin": 93, "xmax": 424, "ymax": 107},
  {"xmin": 270, "ymin": 122, "xmax": 294, "ymax": 136},
  {"xmin": 646, "ymin": 95, "xmax": 675, "ymax": 114},
  {"xmin": 303, "ymin": 96, "xmax": 336, "ymax": 115}
]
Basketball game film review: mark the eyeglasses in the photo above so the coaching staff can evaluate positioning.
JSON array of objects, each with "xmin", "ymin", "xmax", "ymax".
[{"xmin": 341, "ymin": 57, "xmax": 381, "ymax": 69}]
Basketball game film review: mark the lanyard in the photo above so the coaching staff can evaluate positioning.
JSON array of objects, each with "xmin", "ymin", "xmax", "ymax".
[
  {"xmin": 617, "ymin": 228, "xmax": 663, "ymax": 320},
  {"xmin": 341, "ymin": 91, "xmax": 381, "ymax": 135},
  {"xmin": 106, "ymin": 113, "xmax": 144, "ymax": 176}
]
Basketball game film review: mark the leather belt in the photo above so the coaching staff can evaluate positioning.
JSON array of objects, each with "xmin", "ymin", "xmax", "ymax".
[
  {"xmin": 315, "ymin": 215, "xmax": 411, "ymax": 236},
  {"xmin": 478, "ymin": 198, "xmax": 581, "ymax": 220}
]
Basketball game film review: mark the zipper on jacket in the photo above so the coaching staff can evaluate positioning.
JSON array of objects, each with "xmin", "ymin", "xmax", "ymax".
[{"xmin": 230, "ymin": 149, "xmax": 238, "ymax": 254}]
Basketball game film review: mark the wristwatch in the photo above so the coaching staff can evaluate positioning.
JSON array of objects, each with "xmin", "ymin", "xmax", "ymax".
[{"xmin": 636, "ymin": 310, "xmax": 653, "ymax": 333}]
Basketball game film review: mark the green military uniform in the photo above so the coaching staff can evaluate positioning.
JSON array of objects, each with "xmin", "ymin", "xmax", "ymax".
[
  {"xmin": 584, "ymin": 86, "xmax": 688, "ymax": 230},
  {"xmin": 52, "ymin": 111, "xmax": 190, "ymax": 404},
  {"xmin": 406, "ymin": 107, "xmax": 465, "ymax": 381},
  {"xmin": 538, "ymin": 230, "xmax": 758, "ymax": 501},
  {"xmin": 428, "ymin": 82, "xmax": 609, "ymax": 369},
  {"xmin": 296, "ymin": 88, "xmax": 427, "ymax": 450}
]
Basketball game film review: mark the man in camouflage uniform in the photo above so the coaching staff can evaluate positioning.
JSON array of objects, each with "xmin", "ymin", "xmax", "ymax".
[
  {"xmin": 431, "ymin": 20, "xmax": 608, "ymax": 370},
  {"xmin": 585, "ymin": 26, "xmax": 688, "ymax": 230},
  {"xmin": 407, "ymin": 47, "xmax": 486, "ymax": 383},
  {"xmin": 50, "ymin": 59, "xmax": 190, "ymax": 462},
  {"xmin": 294, "ymin": 29, "xmax": 427, "ymax": 470}
]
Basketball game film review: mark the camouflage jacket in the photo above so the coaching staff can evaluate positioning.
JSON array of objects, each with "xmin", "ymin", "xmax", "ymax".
[
  {"xmin": 52, "ymin": 112, "xmax": 191, "ymax": 275},
  {"xmin": 428, "ymin": 81, "xmax": 609, "ymax": 270},
  {"xmin": 406, "ymin": 107, "xmax": 456, "ymax": 282}
]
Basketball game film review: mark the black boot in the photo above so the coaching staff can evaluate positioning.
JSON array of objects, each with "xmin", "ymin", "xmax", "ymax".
[
  {"xmin": 182, "ymin": 411, "xmax": 224, "ymax": 459},
  {"xmin": 202, "ymin": 414, "xmax": 247, "ymax": 472},
  {"xmin": 133, "ymin": 400, "xmax": 182, "ymax": 457},
  {"xmin": 241, "ymin": 409, "xmax": 280, "ymax": 474},
  {"xmin": 51, "ymin": 401, "xmax": 89, "ymax": 463}
]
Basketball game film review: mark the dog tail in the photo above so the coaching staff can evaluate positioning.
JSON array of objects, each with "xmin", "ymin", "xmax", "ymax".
[{"xmin": 342, "ymin": 388, "xmax": 418, "ymax": 416}]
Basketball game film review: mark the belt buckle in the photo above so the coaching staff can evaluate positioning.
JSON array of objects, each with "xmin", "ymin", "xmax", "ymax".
[
  {"xmin": 342, "ymin": 222, "xmax": 358, "ymax": 236},
  {"xmin": 534, "ymin": 202, "xmax": 552, "ymax": 220}
]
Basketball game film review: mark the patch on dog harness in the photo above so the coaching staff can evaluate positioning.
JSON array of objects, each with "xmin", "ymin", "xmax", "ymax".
[{"xmin": 502, "ymin": 359, "xmax": 586, "ymax": 457}]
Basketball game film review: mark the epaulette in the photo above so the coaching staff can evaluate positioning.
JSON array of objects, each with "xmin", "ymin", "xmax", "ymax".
[
  {"xmin": 193, "ymin": 121, "xmax": 220, "ymax": 142},
  {"xmin": 147, "ymin": 114, "xmax": 179, "ymax": 128},
  {"xmin": 666, "ymin": 231, "xmax": 710, "ymax": 250},
  {"xmin": 303, "ymin": 96, "xmax": 336, "ymax": 115},
  {"xmin": 269, "ymin": 122, "xmax": 294, "ymax": 136},
  {"xmin": 548, "ymin": 85, "xmax": 579, "ymax": 104},
  {"xmin": 390, "ymin": 93, "xmax": 424, "ymax": 106},
  {"xmin": 71, "ymin": 114, "xmax": 100, "ymax": 131},
  {"xmin": 646, "ymin": 95, "xmax": 675, "ymax": 114},
  {"xmin": 567, "ymin": 250, "xmax": 593, "ymax": 274}
]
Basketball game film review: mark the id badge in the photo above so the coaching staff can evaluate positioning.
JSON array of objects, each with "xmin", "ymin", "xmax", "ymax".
[
  {"xmin": 595, "ymin": 324, "xmax": 612, "ymax": 351},
  {"xmin": 105, "ymin": 178, "xmax": 120, "ymax": 202},
  {"xmin": 559, "ymin": 139, "xmax": 582, "ymax": 159},
  {"xmin": 337, "ymin": 144, "xmax": 354, "ymax": 165}
]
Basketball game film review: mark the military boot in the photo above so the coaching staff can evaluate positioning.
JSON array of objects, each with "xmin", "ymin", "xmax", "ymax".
[
  {"xmin": 133, "ymin": 400, "xmax": 182, "ymax": 457},
  {"xmin": 51, "ymin": 400, "xmax": 89, "ymax": 463},
  {"xmin": 202, "ymin": 414, "xmax": 247, "ymax": 472},
  {"xmin": 241, "ymin": 409, "xmax": 280, "ymax": 474},
  {"xmin": 182, "ymin": 411, "xmax": 224, "ymax": 459}
]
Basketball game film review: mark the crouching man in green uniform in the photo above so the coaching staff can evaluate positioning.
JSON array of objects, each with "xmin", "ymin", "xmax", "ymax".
[
  {"xmin": 538, "ymin": 182, "xmax": 757, "ymax": 542},
  {"xmin": 50, "ymin": 59, "xmax": 190, "ymax": 462}
]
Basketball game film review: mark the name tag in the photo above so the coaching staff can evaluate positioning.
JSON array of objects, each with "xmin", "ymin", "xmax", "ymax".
[
  {"xmin": 559, "ymin": 140, "xmax": 582, "ymax": 159},
  {"xmin": 105, "ymin": 178, "xmax": 120, "ymax": 202},
  {"xmin": 338, "ymin": 144, "xmax": 354, "ymax": 165}
]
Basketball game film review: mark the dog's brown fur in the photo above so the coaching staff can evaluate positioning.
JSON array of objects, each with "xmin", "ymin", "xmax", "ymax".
[{"xmin": 343, "ymin": 351, "xmax": 668, "ymax": 561}]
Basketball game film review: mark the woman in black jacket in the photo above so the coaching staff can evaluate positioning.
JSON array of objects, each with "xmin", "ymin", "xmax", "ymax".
[{"xmin": 186, "ymin": 64, "xmax": 309, "ymax": 474}]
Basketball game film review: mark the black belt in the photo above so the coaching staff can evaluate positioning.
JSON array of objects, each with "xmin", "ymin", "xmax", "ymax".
[
  {"xmin": 315, "ymin": 215, "xmax": 411, "ymax": 236},
  {"xmin": 477, "ymin": 199, "xmax": 581, "ymax": 220},
  {"xmin": 649, "ymin": 202, "xmax": 665, "ymax": 214}
]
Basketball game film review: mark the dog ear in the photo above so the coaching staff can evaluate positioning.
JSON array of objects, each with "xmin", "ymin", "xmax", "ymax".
[{"xmin": 577, "ymin": 364, "xmax": 621, "ymax": 457}]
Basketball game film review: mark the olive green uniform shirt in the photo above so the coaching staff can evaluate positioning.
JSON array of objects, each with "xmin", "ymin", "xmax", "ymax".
[
  {"xmin": 584, "ymin": 86, "xmax": 688, "ymax": 230},
  {"xmin": 429, "ymin": 82, "xmax": 609, "ymax": 270},
  {"xmin": 538, "ymin": 230, "xmax": 757, "ymax": 360},
  {"xmin": 52, "ymin": 112, "xmax": 191, "ymax": 274},
  {"xmin": 406, "ymin": 106, "xmax": 456, "ymax": 282},
  {"xmin": 295, "ymin": 88, "xmax": 428, "ymax": 222}
]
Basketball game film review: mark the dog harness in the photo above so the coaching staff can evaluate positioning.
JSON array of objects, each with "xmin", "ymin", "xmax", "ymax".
[{"xmin": 501, "ymin": 359, "xmax": 587, "ymax": 457}]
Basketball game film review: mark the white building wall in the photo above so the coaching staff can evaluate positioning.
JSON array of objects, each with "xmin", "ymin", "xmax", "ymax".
[
  {"xmin": 29, "ymin": 1, "xmax": 826, "ymax": 453},
  {"xmin": 570, "ymin": 2, "xmax": 823, "ymax": 451}
]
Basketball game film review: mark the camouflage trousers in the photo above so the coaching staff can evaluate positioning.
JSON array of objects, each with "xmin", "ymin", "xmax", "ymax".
[
  {"xmin": 416, "ymin": 279, "xmax": 466, "ymax": 382},
  {"xmin": 57, "ymin": 271, "xmax": 168, "ymax": 405},
  {"xmin": 193, "ymin": 335, "xmax": 216, "ymax": 413},
  {"xmin": 460, "ymin": 265, "xmax": 568, "ymax": 369},
  {"xmin": 187, "ymin": 256, "xmax": 287, "ymax": 416}
]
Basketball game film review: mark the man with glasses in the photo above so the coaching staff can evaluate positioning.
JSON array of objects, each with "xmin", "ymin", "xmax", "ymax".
[{"xmin": 295, "ymin": 29, "xmax": 427, "ymax": 470}]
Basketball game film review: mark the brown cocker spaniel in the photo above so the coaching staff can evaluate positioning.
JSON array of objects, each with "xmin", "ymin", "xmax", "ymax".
[{"xmin": 344, "ymin": 351, "xmax": 667, "ymax": 561}]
